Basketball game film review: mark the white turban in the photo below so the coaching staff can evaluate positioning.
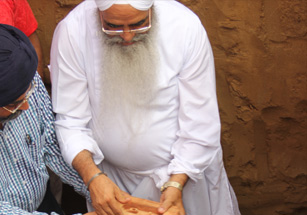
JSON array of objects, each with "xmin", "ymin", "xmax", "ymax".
[{"xmin": 95, "ymin": 0, "xmax": 154, "ymax": 11}]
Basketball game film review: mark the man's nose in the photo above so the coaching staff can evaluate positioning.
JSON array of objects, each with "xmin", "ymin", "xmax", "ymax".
[{"xmin": 120, "ymin": 29, "xmax": 136, "ymax": 42}]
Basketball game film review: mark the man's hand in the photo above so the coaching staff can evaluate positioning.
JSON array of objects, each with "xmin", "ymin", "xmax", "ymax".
[
  {"xmin": 158, "ymin": 174, "xmax": 188, "ymax": 215},
  {"xmin": 88, "ymin": 172, "xmax": 131, "ymax": 215},
  {"xmin": 72, "ymin": 150, "xmax": 130, "ymax": 215},
  {"xmin": 158, "ymin": 187, "xmax": 185, "ymax": 215}
]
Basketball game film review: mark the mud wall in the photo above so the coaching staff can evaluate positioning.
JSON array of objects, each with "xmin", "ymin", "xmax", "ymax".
[{"xmin": 27, "ymin": 0, "xmax": 307, "ymax": 214}]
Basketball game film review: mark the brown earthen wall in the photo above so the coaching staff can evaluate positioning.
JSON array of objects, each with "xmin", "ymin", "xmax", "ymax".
[{"xmin": 27, "ymin": 0, "xmax": 307, "ymax": 214}]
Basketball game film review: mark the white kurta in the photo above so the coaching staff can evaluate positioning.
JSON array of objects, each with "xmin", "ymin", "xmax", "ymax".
[{"xmin": 50, "ymin": 0, "xmax": 240, "ymax": 214}]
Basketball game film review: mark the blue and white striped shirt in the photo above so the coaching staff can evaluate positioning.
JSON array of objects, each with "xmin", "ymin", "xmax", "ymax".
[{"xmin": 0, "ymin": 74, "xmax": 89, "ymax": 214}]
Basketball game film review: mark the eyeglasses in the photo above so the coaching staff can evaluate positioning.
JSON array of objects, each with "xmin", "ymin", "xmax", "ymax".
[
  {"xmin": 1, "ymin": 81, "xmax": 36, "ymax": 114},
  {"xmin": 102, "ymin": 9, "xmax": 152, "ymax": 36}
]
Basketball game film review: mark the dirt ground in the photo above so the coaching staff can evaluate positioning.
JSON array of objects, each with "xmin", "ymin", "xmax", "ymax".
[{"xmin": 28, "ymin": 0, "xmax": 307, "ymax": 214}]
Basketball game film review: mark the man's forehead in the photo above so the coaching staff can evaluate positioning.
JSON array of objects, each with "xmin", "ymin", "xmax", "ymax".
[{"xmin": 101, "ymin": 4, "xmax": 149, "ymax": 22}]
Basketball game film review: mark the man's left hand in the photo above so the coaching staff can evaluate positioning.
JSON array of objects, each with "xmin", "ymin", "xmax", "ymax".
[{"xmin": 158, "ymin": 186, "xmax": 185, "ymax": 215}]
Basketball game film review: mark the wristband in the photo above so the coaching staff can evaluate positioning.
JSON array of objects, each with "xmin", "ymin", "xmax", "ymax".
[
  {"xmin": 86, "ymin": 172, "xmax": 107, "ymax": 189},
  {"xmin": 160, "ymin": 181, "xmax": 183, "ymax": 192}
]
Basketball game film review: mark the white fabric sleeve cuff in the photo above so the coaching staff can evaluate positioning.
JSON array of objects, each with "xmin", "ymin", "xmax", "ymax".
[{"xmin": 56, "ymin": 130, "xmax": 104, "ymax": 166}]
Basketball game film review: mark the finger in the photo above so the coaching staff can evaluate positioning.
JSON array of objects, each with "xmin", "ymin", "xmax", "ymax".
[
  {"xmin": 94, "ymin": 206, "xmax": 107, "ymax": 215},
  {"xmin": 160, "ymin": 192, "xmax": 166, "ymax": 202},
  {"xmin": 108, "ymin": 199, "xmax": 124, "ymax": 215},
  {"xmin": 104, "ymin": 207, "xmax": 115, "ymax": 215},
  {"xmin": 93, "ymin": 200, "xmax": 112, "ymax": 215},
  {"xmin": 96, "ymin": 206, "xmax": 113, "ymax": 215},
  {"xmin": 163, "ymin": 207, "xmax": 181, "ymax": 215},
  {"xmin": 116, "ymin": 190, "xmax": 131, "ymax": 204},
  {"xmin": 158, "ymin": 200, "xmax": 172, "ymax": 214},
  {"xmin": 178, "ymin": 205, "xmax": 186, "ymax": 215}
]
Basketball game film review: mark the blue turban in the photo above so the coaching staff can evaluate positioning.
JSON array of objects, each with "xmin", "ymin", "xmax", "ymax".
[{"xmin": 0, "ymin": 24, "xmax": 38, "ymax": 106}]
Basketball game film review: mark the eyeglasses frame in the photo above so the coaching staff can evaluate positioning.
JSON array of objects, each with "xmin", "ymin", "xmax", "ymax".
[
  {"xmin": 101, "ymin": 9, "xmax": 152, "ymax": 36},
  {"xmin": 1, "ymin": 81, "xmax": 36, "ymax": 114}
]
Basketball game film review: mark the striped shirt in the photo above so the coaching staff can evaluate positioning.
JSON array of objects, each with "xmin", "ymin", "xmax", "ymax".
[{"xmin": 0, "ymin": 74, "xmax": 89, "ymax": 214}]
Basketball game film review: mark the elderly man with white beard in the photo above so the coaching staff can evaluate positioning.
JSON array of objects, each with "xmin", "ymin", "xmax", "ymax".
[{"xmin": 50, "ymin": 0, "xmax": 241, "ymax": 215}]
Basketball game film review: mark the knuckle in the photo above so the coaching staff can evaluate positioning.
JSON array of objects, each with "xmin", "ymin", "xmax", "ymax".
[{"xmin": 104, "ymin": 197, "xmax": 112, "ymax": 203}]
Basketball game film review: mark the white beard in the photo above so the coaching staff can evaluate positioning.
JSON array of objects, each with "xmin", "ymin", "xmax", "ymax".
[{"xmin": 99, "ymin": 11, "xmax": 159, "ymax": 133}]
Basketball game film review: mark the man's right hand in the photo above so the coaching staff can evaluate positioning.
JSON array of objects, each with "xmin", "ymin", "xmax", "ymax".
[
  {"xmin": 72, "ymin": 150, "xmax": 131, "ymax": 215},
  {"xmin": 88, "ymin": 172, "xmax": 130, "ymax": 215}
]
